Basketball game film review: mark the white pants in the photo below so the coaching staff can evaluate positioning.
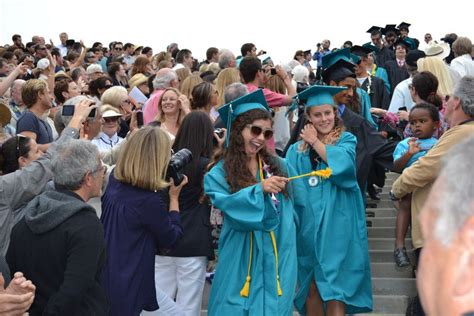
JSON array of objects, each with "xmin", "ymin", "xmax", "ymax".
[{"xmin": 147, "ymin": 255, "xmax": 207, "ymax": 316}]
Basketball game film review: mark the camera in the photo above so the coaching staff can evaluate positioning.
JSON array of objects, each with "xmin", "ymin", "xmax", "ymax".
[
  {"xmin": 213, "ymin": 128, "xmax": 225, "ymax": 146},
  {"xmin": 136, "ymin": 111, "xmax": 144, "ymax": 128},
  {"xmin": 62, "ymin": 104, "xmax": 96, "ymax": 118},
  {"xmin": 270, "ymin": 68, "xmax": 277, "ymax": 75},
  {"xmin": 166, "ymin": 148, "xmax": 193, "ymax": 185}
]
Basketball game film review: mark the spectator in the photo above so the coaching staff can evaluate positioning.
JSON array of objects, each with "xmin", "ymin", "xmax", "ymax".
[
  {"xmin": 7, "ymin": 79, "xmax": 26, "ymax": 134},
  {"xmin": 88, "ymin": 76, "xmax": 113, "ymax": 101},
  {"xmin": 180, "ymin": 73, "xmax": 203, "ymax": 99},
  {"xmin": 143, "ymin": 68, "xmax": 178, "ymax": 124},
  {"xmin": 312, "ymin": 39, "xmax": 331, "ymax": 67},
  {"xmin": 153, "ymin": 87, "xmax": 190, "ymax": 141},
  {"xmin": 86, "ymin": 64, "xmax": 104, "ymax": 82},
  {"xmin": 101, "ymin": 86, "xmax": 132, "ymax": 137},
  {"xmin": 91, "ymin": 105, "xmax": 123, "ymax": 153},
  {"xmin": 6, "ymin": 138, "xmax": 108, "ymax": 315},
  {"xmin": 56, "ymin": 32, "xmax": 68, "ymax": 57},
  {"xmin": 215, "ymin": 68, "xmax": 241, "ymax": 107},
  {"xmin": 173, "ymin": 49, "xmax": 193, "ymax": 70},
  {"xmin": 190, "ymin": 81, "xmax": 219, "ymax": 117},
  {"xmin": 217, "ymin": 49, "xmax": 236, "ymax": 69},
  {"xmin": 101, "ymin": 126, "xmax": 186, "ymax": 316},
  {"xmin": 450, "ymin": 36, "xmax": 474, "ymax": 77},
  {"xmin": 131, "ymin": 55, "xmax": 153, "ymax": 77},
  {"xmin": 107, "ymin": 62, "xmax": 128, "ymax": 88}
]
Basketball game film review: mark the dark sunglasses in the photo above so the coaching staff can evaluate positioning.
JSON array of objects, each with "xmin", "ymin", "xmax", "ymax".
[
  {"xmin": 114, "ymin": 47, "xmax": 123, "ymax": 51},
  {"xmin": 104, "ymin": 84, "xmax": 113, "ymax": 89},
  {"xmin": 247, "ymin": 124, "xmax": 274, "ymax": 140}
]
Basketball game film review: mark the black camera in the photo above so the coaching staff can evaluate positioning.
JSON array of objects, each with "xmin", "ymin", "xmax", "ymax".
[
  {"xmin": 213, "ymin": 128, "xmax": 224, "ymax": 146},
  {"xmin": 62, "ymin": 104, "xmax": 96, "ymax": 118},
  {"xmin": 166, "ymin": 148, "xmax": 193, "ymax": 185},
  {"xmin": 270, "ymin": 68, "xmax": 277, "ymax": 75}
]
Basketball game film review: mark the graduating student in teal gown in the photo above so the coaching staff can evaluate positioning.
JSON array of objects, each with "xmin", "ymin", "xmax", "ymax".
[
  {"xmin": 204, "ymin": 89, "xmax": 299, "ymax": 315},
  {"xmin": 285, "ymin": 85, "xmax": 372, "ymax": 315}
]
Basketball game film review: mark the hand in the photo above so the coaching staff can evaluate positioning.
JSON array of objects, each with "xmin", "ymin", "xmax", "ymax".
[
  {"xmin": 262, "ymin": 176, "xmax": 288, "ymax": 194},
  {"xmin": 12, "ymin": 63, "xmax": 29, "ymax": 77},
  {"xmin": 407, "ymin": 138, "xmax": 421, "ymax": 155},
  {"xmin": 370, "ymin": 107, "xmax": 387, "ymax": 117},
  {"xmin": 0, "ymin": 273, "xmax": 35, "ymax": 315},
  {"xmin": 46, "ymin": 49, "xmax": 57, "ymax": 71},
  {"xmin": 169, "ymin": 175, "xmax": 189, "ymax": 200},
  {"xmin": 129, "ymin": 110, "xmax": 141, "ymax": 134},
  {"xmin": 80, "ymin": 40, "xmax": 85, "ymax": 48},
  {"xmin": 275, "ymin": 65, "xmax": 288, "ymax": 80},
  {"xmin": 71, "ymin": 99, "xmax": 96, "ymax": 123},
  {"xmin": 397, "ymin": 110, "xmax": 409, "ymax": 121},
  {"xmin": 49, "ymin": 38, "xmax": 54, "ymax": 46},
  {"xmin": 300, "ymin": 124, "xmax": 318, "ymax": 147},
  {"xmin": 177, "ymin": 95, "xmax": 191, "ymax": 114},
  {"xmin": 213, "ymin": 128, "xmax": 226, "ymax": 148},
  {"xmin": 6, "ymin": 273, "xmax": 36, "ymax": 296},
  {"xmin": 77, "ymin": 77, "xmax": 87, "ymax": 91}
]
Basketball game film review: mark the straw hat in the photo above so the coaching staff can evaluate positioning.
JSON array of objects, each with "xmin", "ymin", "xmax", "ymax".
[{"xmin": 424, "ymin": 41, "xmax": 451, "ymax": 60}]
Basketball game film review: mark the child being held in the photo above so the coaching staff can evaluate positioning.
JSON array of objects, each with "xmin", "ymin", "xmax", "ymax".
[{"xmin": 392, "ymin": 102, "xmax": 439, "ymax": 268}]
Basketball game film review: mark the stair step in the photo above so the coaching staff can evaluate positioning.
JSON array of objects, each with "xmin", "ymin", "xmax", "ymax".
[
  {"xmin": 369, "ymin": 238, "xmax": 413, "ymax": 250},
  {"xmin": 371, "ymin": 262, "xmax": 414, "ymax": 278},
  {"xmin": 370, "ymin": 200, "xmax": 396, "ymax": 208},
  {"xmin": 366, "ymin": 208, "xmax": 397, "ymax": 217},
  {"xmin": 372, "ymin": 278, "xmax": 417, "ymax": 296},
  {"xmin": 372, "ymin": 295, "xmax": 410, "ymax": 314},
  {"xmin": 368, "ymin": 227, "xmax": 396, "ymax": 238},
  {"xmin": 366, "ymin": 217, "xmax": 397, "ymax": 227},
  {"xmin": 369, "ymin": 249, "xmax": 416, "ymax": 263}
]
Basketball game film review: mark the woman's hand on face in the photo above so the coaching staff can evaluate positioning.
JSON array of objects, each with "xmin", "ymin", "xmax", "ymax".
[
  {"xmin": 178, "ymin": 95, "xmax": 191, "ymax": 114},
  {"xmin": 169, "ymin": 175, "xmax": 189, "ymax": 199},
  {"xmin": 262, "ymin": 176, "xmax": 288, "ymax": 194},
  {"xmin": 300, "ymin": 124, "xmax": 318, "ymax": 146}
]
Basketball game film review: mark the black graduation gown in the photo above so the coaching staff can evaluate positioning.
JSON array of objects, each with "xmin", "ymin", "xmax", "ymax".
[
  {"xmin": 360, "ymin": 76, "xmax": 391, "ymax": 110},
  {"xmin": 385, "ymin": 60, "xmax": 409, "ymax": 96},
  {"xmin": 375, "ymin": 47, "xmax": 395, "ymax": 69},
  {"xmin": 340, "ymin": 108, "xmax": 397, "ymax": 192}
]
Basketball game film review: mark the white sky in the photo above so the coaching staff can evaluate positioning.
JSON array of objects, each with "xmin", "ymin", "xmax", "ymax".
[{"xmin": 1, "ymin": 0, "xmax": 473, "ymax": 64}]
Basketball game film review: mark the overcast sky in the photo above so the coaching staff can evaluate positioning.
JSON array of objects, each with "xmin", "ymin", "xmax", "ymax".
[{"xmin": 1, "ymin": 0, "xmax": 472, "ymax": 64}]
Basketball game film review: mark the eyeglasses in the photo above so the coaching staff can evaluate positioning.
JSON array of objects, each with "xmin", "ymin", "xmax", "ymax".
[
  {"xmin": 247, "ymin": 124, "xmax": 274, "ymax": 140},
  {"xmin": 122, "ymin": 99, "xmax": 132, "ymax": 105},
  {"xmin": 104, "ymin": 84, "xmax": 113, "ymax": 89},
  {"xmin": 114, "ymin": 47, "xmax": 123, "ymax": 51},
  {"xmin": 91, "ymin": 163, "xmax": 106, "ymax": 177}
]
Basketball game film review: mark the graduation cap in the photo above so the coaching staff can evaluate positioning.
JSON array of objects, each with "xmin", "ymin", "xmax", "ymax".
[
  {"xmin": 382, "ymin": 25, "xmax": 400, "ymax": 36},
  {"xmin": 321, "ymin": 48, "xmax": 351, "ymax": 69},
  {"xmin": 397, "ymin": 22, "xmax": 411, "ymax": 31},
  {"xmin": 322, "ymin": 58, "xmax": 356, "ymax": 85},
  {"xmin": 362, "ymin": 43, "xmax": 380, "ymax": 54},
  {"xmin": 351, "ymin": 45, "xmax": 373, "ymax": 58},
  {"xmin": 366, "ymin": 26, "xmax": 383, "ymax": 34},
  {"xmin": 350, "ymin": 54, "xmax": 361, "ymax": 64},
  {"xmin": 297, "ymin": 85, "xmax": 347, "ymax": 108},
  {"xmin": 394, "ymin": 38, "xmax": 411, "ymax": 50},
  {"xmin": 217, "ymin": 89, "xmax": 270, "ymax": 147}
]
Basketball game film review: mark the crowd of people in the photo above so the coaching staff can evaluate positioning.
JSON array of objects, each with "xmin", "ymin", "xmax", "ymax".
[{"xmin": 0, "ymin": 23, "xmax": 474, "ymax": 316}]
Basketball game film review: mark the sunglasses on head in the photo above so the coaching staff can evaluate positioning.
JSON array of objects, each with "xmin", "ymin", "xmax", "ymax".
[{"xmin": 247, "ymin": 124, "xmax": 274, "ymax": 140}]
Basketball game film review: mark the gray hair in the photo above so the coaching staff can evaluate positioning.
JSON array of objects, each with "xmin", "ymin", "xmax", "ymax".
[
  {"xmin": 152, "ymin": 69, "xmax": 178, "ymax": 90},
  {"xmin": 434, "ymin": 136, "xmax": 474, "ymax": 245},
  {"xmin": 218, "ymin": 49, "xmax": 235, "ymax": 69},
  {"xmin": 61, "ymin": 95, "xmax": 100, "ymax": 126},
  {"xmin": 292, "ymin": 65, "xmax": 309, "ymax": 83},
  {"xmin": 224, "ymin": 82, "xmax": 248, "ymax": 104},
  {"xmin": 452, "ymin": 75, "xmax": 474, "ymax": 117},
  {"xmin": 51, "ymin": 139, "xmax": 101, "ymax": 191}
]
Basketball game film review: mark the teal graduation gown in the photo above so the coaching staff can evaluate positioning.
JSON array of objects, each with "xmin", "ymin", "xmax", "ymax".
[
  {"xmin": 286, "ymin": 132, "xmax": 373, "ymax": 314},
  {"xmin": 375, "ymin": 66, "xmax": 391, "ymax": 94},
  {"xmin": 357, "ymin": 88, "xmax": 377, "ymax": 130},
  {"xmin": 204, "ymin": 158, "xmax": 298, "ymax": 315}
]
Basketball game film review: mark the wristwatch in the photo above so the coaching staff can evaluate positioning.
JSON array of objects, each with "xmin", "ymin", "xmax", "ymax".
[{"xmin": 389, "ymin": 190, "xmax": 399, "ymax": 201}]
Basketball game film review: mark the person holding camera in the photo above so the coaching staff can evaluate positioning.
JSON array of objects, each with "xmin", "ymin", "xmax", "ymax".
[
  {"xmin": 100, "ymin": 126, "xmax": 187, "ymax": 316},
  {"xmin": 153, "ymin": 111, "xmax": 218, "ymax": 316},
  {"xmin": 204, "ymin": 89, "xmax": 299, "ymax": 315}
]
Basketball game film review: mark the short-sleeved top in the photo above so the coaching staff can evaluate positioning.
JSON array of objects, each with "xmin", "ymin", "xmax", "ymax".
[
  {"xmin": 393, "ymin": 137, "xmax": 437, "ymax": 168},
  {"xmin": 246, "ymin": 83, "xmax": 287, "ymax": 108},
  {"xmin": 16, "ymin": 111, "xmax": 53, "ymax": 144}
]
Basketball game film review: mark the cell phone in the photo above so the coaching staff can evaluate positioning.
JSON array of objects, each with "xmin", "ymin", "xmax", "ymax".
[
  {"xmin": 136, "ymin": 111, "xmax": 144, "ymax": 128},
  {"xmin": 62, "ymin": 105, "xmax": 96, "ymax": 118},
  {"xmin": 399, "ymin": 106, "xmax": 407, "ymax": 111},
  {"xmin": 270, "ymin": 68, "xmax": 277, "ymax": 75}
]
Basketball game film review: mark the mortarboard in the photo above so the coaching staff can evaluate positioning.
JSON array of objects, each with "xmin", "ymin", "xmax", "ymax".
[
  {"xmin": 362, "ymin": 43, "xmax": 380, "ymax": 54},
  {"xmin": 321, "ymin": 48, "xmax": 351, "ymax": 69},
  {"xmin": 217, "ymin": 89, "xmax": 270, "ymax": 147},
  {"xmin": 382, "ymin": 25, "xmax": 400, "ymax": 36},
  {"xmin": 366, "ymin": 26, "xmax": 383, "ymax": 34},
  {"xmin": 397, "ymin": 22, "xmax": 411, "ymax": 31},
  {"xmin": 322, "ymin": 58, "xmax": 356, "ymax": 85},
  {"xmin": 296, "ymin": 85, "xmax": 347, "ymax": 108},
  {"xmin": 394, "ymin": 38, "xmax": 411, "ymax": 50},
  {"xmin": 351, "ymin": 45, "xmax": 373, "ymax": 58}
]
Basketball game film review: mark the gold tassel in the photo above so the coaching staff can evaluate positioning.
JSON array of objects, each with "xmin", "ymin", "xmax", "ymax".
[
  {"xmin": 276, "ymin": 276, "xmax": 283, "ymax": 296},
  {"xmin": 240, "ymin": 276, "xmax": 251, "ymax": 297}
]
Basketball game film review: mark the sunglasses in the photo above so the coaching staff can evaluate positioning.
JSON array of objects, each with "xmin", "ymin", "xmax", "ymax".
[
  {"xmin": 114, "ymin": 47, "xmax": 123, "ymax": 51},
  {"xmin": 104, "ymin": 84, "xmax": 113, "ymax": 89},
  {"xmin": 247, "ymin": 124, "xmax": 274, "ymax": 140}
]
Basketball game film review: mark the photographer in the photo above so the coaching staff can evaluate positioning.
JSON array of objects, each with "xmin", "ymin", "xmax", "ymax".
[
  {"xmin": 154, "ymin": 111, "xmax": 219, "ymax": 316},
  {"xmin": 100, "ymin": 126, "xmax": 187, "ymax": 316}
]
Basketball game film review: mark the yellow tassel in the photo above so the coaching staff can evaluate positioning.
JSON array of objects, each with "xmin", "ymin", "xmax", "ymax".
[
  {"xmin": 276, "ymin": 276, "xmax": 283, "ymax": 296},
  {"xmin": 240, "ymin": 276, "xmax": 251, "ymax": 297}
]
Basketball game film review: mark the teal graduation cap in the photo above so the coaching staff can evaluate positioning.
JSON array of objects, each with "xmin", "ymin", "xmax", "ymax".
[
  {"xmin": 297, "ymin": 85, "xmax": 347, "ymax": 108},
  {"xmin": 321, "ymin": 48, "xmax": 351, "ymax": 69},
  {"xmin": 217, "ymin": 89, "xmax": 270, "ymax": 146}
]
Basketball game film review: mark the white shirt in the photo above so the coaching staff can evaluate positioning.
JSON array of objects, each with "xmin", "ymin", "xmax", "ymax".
[
  {"xmin": 388, "ymin": 77, "xmax": 415, "ymax": 113},
  {"xmin": 91, "ymin": 132, "xmax": 124, "ymax": 153},
  {"xmin": 450, "ymin": 54, "xmax": 474, "ymax": 78},
  {"xmin": 56, "ymin": 44, "xmax": 68, "ymax": 57}
]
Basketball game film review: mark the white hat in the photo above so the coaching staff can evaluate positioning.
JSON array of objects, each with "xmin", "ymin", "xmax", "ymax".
[
  {"xmin": 36, "ymin": 58, "xmax": 50, "ymax": 70},
  {"xmin": 86, "ymin": 64, "xmax": 103, "ymax": 75},
  {"xmin": 424, "ymin": 41, "xmax": 451, "ymax": 60},
  {"xmin": 102, "ymin": 109, "xmax": 122, "ymax": 118}
]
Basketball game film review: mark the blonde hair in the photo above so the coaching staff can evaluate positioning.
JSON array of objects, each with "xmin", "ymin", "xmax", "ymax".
[
  {"xmin": 417, "ymin": 57, "xmax": 454, "ymax": 96},
  {"xmin": 155, "ymin": 88, "xmax": 186, "ymax": 126},
  {"xmin": 101, "ymin": 86, "xmax": 128, "ymax": 109},
  {"xmin": 207, "ymin": 62, "xmax": 220, "ymax": 75},
  {"xmin": 21, "ymin": 79, "xmax": 48, "ymax": 107},
  {"xmin": 175, "ymin": 68, "xmax": 191, "ymax": 85},
  {"xmin": 216, "ymin": 68, "xmax": 241, "ymax": 106},
  {"xmin": 152, "ymin": 51, "xmax": 171, "ymax": 69},
  {"xmin": 114, "ymin": 126, "xmax": 171, "ymax": 191},
  {"xmin": 99, "ymin": 104, "xmax": 121, "ymax": 115},
  {"xmin": 180, "ymin": 74, "xmax": 203, "ymax": 99},
  {"xmin": 263, "ymin": 75, "xmax": 286, "ymax": 94}
]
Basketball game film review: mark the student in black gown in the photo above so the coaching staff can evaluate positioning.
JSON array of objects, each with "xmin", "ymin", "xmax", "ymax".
[
  {"xmin": 366, "ymin": 26, "xmax": 395, "ymax": 69},
  {"xmin": 385, "ymin": 39, "xmax": 410, "ymax": 96}
]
